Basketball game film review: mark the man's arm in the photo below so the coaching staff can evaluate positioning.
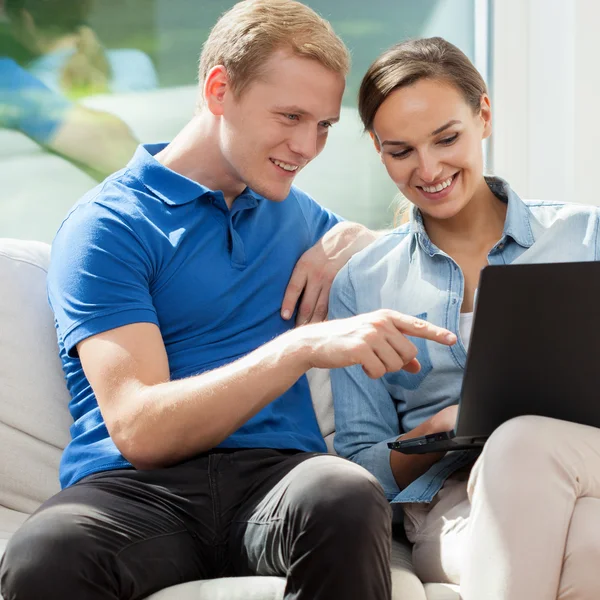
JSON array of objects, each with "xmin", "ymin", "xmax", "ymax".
[{"xmin": 78, "ymin": 310, "xmax": 456, "ymax": 470}]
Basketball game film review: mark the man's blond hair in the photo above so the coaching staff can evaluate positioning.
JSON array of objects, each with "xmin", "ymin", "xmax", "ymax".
[{"xmin": 198, "ymin": 0, "xmax": 350, "ymax": 106}]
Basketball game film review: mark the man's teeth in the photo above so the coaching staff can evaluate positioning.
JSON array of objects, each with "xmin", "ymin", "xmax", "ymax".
[
  {"xmin": 422, "ymin": 175, "xmax": 454, "ymax": 194},
  {"xmin": 271, "ymin": 159, "xmax": 298, "ymax": 172}
]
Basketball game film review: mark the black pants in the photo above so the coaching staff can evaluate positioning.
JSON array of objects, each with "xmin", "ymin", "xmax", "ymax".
[{"xmin": 0, "ymin": 449, "xmax": 392, "ymax": 600}]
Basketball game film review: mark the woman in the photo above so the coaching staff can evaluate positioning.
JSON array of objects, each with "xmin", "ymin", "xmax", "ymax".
[{"xmin": 329, "ymin": 37, "xmax": 600, "ymax": 600}]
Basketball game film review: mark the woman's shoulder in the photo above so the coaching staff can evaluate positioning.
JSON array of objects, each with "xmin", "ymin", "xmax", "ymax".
[
  {"xmin": 350, "ymin": 223, "xmax": 413, "ymax": 267},
  {"xmin": 340, "ymin": 224, "xmax": 415, "ymax": 291},
  {"xmin": 524, "ymin": 198, "xmax": 600, "ymax": 227}
]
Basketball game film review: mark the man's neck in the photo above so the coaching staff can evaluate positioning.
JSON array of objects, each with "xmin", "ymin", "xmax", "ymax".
[{"xmin": 154, "ymin": 114, "xmax": 245, "ymax": 209}]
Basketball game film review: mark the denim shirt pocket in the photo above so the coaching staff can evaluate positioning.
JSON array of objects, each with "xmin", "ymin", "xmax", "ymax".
[{"xmin": 390, "ymin": 312, "xmax": 433, "ymax": 391}]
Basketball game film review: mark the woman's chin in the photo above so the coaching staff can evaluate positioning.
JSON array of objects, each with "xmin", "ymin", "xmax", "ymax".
[{"xmin": 416, "ymin": 201, "xmax": 462, "ymax": 222}]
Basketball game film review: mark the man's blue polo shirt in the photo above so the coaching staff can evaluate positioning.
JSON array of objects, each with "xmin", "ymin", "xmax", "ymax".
[{"xmin": 48, "ymin": 143, "xmax": 341, "ymax": 488}]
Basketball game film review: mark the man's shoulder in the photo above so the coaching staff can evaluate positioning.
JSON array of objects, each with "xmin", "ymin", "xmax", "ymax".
[{"xmin": 54, "ymin": 169, "xmax": 158, "ymax": 249}]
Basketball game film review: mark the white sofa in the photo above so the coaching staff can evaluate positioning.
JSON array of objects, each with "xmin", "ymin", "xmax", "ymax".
[{"xmin": 0, "ymin": 238, "xmax": 461, "ymax": 599}]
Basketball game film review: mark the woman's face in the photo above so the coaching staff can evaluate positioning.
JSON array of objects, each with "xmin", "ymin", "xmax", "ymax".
[{"xmin": 371, "ymin": 78, "xmax": 491, "ymax": 221}]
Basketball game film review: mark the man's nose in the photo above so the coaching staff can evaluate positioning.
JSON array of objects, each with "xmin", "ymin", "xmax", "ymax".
[{"xmin": 288, "ymin": 125, "xmax": 319, "ymax": 161}]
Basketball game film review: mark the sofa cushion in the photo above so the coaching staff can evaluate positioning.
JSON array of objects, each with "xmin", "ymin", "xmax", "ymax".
[{"xmin": 0, "ymin": 239, "xmax": 71, "ymax": 514}]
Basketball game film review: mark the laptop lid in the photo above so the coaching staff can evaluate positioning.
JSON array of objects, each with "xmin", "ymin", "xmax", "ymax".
[{"xmin": 454, "ymin": 261, "xmax": 600, "ymax": 438}]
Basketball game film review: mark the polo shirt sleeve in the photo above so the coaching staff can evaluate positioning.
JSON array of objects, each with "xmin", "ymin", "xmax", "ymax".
[
  {"xmin": 291, "ymin": 186, "xmax": 344, "ymax": 246},
  {"xmin": 0, "ymin": 57, "xmax": 72, "ymax": 144},
  {"xmin": 48, "ymin": 196, "xmax": 159, "ymax": 358}
]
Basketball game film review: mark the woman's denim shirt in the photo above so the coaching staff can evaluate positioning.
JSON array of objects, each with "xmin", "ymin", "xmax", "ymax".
[{"xmin": 329, "ymin": 177, "xmax": 600, "ymax": 504}]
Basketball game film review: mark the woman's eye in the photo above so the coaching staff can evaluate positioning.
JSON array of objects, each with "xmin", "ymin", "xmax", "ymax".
[
  {"xmin": 439, "ymin": 133, "xmax": 459, "ymax": 145},
  {"xmin": 391, "ymin": 149, "xmax": 411, "ymax": 159}
]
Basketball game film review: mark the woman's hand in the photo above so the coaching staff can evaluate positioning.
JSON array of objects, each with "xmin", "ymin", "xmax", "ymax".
[
  {"xmin": 425, "ymin": 404, "xmax": 459, "ymax": 435},
  {"xmin": 390, "ymin": 404, "xmax": 459, "ymax": 490}
]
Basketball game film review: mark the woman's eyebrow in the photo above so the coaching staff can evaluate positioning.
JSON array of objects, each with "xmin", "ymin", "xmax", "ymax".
[{"xmin": 381, "ymin": 119, "xmax": 462, "ymax": 147}]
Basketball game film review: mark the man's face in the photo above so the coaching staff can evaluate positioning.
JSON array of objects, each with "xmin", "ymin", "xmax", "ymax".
[{"xmin": 219, "ymin": 50, "xmax": 345, "ymax": 202}]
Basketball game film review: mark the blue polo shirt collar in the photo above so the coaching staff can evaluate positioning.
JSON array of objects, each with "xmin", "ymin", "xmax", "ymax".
[
  {"xmin": 126, "ymin": 143, "xmax": 214, "ymax": 205},
  {"xmin": 127, "ymin": 143, "xmax": 262, "ymax": 209}
]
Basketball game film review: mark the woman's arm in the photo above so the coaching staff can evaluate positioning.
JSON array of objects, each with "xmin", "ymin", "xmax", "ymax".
[
  {"xmin": 329, "ymin": 262, "xmax": 455, "ymax": 495},
  {"xmin": 389, "ymin": 405, "xmax": 457, "ymax": 489}
]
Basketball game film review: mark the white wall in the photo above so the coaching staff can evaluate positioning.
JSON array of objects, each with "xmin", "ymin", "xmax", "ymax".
[{"xmin": 492, "ymin": 0, "xmax": 599, "ymax": 206}]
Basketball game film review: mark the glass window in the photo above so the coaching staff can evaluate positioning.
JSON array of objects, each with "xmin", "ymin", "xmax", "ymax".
[{"xmin": 0, "ymin": 0, "xmax": 481, "ymax": 242}]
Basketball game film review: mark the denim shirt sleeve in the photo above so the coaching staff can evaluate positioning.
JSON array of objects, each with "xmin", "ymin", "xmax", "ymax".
[{"xmin": 329, "ymin": 263, "xmax": 402, "ymax": 500}]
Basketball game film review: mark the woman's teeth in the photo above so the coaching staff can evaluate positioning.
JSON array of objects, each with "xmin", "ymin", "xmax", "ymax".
[{"xmin": 422, "ymin": 174, "xmax": 454, "ymax": 194}]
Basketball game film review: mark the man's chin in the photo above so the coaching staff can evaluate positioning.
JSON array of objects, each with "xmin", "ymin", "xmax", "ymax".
[{"xmin": 255, "ymin": 184, "xmax": 293, "ymax": 202}]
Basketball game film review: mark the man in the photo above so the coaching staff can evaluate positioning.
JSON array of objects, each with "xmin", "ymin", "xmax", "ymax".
[{"xmin": 0, "ymin": 2, "xmax": 456, "ymax": 599}]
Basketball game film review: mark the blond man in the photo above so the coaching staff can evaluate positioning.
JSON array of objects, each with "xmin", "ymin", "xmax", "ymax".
[{"xmin": 0, "ymin": 2, "xmax": 456, "ymax": 599}]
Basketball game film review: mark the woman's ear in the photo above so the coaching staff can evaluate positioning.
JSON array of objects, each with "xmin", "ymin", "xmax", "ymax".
[
  {"xmin": 369, "ymin": 131, "xmax": 383, "ymax": 156},
  {"xmin": 203, "ymin": 65, "xmax": 229, "ymax": 116},
  {"xmin": 480, "ymin": 94, "xmax": 492, "ymax": 140}
]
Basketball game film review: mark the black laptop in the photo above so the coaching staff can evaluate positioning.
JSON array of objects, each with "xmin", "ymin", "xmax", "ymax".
[{"xmin": 388, "ymin": 261, "xmax": 600, "ymax": 455}]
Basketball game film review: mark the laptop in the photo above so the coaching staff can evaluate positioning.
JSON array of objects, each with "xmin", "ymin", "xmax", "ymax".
[{"xmin": 388, "ymin": 261, "xmax": 600, "ymax": 455}]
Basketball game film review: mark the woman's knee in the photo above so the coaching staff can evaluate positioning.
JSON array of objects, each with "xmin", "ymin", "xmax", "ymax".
[{"xmin": 483, "ymin": 415, "xmax": 557, "ymax": 463}]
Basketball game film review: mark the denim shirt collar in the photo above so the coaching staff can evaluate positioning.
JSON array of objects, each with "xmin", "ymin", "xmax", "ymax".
[{"xmin": 408, "ymin": 176, "xmax": 536, "ymax": 257}]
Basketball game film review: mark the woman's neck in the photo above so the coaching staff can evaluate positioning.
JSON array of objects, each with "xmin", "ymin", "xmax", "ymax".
[{"xmin": 423, "ymin": 177, "xmax": 507, "ymax": 256}]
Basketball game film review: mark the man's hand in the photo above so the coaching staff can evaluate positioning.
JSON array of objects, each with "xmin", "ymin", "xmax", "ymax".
[
  {"xmin": 281, "ymin": 222, "xmax": 383, "ymax": 326},
  {"xmin": 289, "ymin": 309, "xmax": 456, "ymax": 378}
]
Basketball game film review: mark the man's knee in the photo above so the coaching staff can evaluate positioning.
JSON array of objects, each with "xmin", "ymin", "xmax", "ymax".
[
  {"xmin": 1, "ymin": 510, "xmax": 113, "ymax": 599},
  {"xmin": 293, "ymin": 456, "xmax": 391, "ymax": 531}
]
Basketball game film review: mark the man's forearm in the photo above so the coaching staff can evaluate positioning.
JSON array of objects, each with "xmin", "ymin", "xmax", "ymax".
[{"xmin": 115, "ymin": 329, "xmax": 311, "ymax": 470}]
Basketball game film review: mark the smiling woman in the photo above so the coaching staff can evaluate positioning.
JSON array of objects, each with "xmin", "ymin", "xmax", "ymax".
[{"xmin": 330, "ymin": 35, "xmax": 600, "ymax": 600}]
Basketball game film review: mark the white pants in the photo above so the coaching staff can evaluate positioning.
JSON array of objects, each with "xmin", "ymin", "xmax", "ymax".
[{"xmin": 402, "ymin": 415, "xmax": 600, "ymax": 600}]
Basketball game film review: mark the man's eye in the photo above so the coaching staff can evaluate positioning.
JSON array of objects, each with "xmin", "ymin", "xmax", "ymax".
[
  {"xmin": 319, "ymin": 121, "xmax": 333, "ymax": 129},
  {"xmin": 284, "ymin": 114, "xmax": 299, "ymax": 121}
]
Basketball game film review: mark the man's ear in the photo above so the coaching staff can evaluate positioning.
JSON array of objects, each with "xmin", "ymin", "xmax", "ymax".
[
  {"xmin": 203, "ymin": 65, "xmax": 229, "ymax": 116},
  {"xmin": 480, "ymin": 93, "xmax": 493, "ymax": 140}
]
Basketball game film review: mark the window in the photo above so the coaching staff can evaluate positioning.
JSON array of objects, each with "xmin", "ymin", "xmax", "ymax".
[{"xmin": 0, "ymin": 0, "xmax": 483, "ymax": 241}]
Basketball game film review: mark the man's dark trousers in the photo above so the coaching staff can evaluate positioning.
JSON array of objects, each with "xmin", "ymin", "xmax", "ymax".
[{"xmin": 0, "ymin": 448, "xmax": 392, "ymax": 600}]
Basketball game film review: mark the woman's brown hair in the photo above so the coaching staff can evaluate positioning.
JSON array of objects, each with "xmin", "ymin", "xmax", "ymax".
[{"xmin": 358, "ymin": 37, "xmax": 487, "ymax": 133}]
